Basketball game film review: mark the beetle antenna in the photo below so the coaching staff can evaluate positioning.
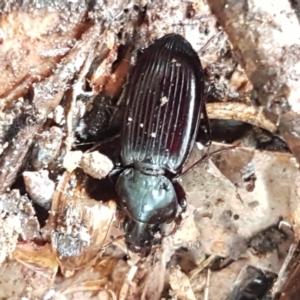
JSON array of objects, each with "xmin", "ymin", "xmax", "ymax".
[
  {"xmin": 177, "ymin": 143, "xmax": 238, "ymax": 179},
  {"xmin": 100, "ymin": 233, "xmax": 125, "ymax": 250},
  {"xmin": 126, "ymin": 244, "xmax": 131, "ymax": 260},
  {"xmin": 74, "ymin": 141, "xmax": 96, "ymax": 146},
  {"xmin": 197, "ymin": 31, "xmax": 223, "ymax": 55},
  {"xmin": 87, "ymin": 134, "xmax": 120, "ymax": 153},
  {"xmin": 151, "ymin": 249, "xmax": 158, "ymax": 268}
]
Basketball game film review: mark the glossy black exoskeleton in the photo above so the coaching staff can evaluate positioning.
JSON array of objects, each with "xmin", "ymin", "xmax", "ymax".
[
  {"xmin": 228, "ymin": 266, "xmax": 276, "ymax": 300},
  {"xmin": 115, "ymin": 34, "xmax": 206, "ymax": 256}
]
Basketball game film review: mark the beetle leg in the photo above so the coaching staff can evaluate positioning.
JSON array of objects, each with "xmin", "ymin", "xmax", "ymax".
[
  {"xmin": 203, "ymin": 103, "xmax": 212, "ymax": 142},
  {"xmin": 108, "ymin": 166, "xmax": 124, "ymax": 184},
  {"xmin": 173, "ymin": 180, "xmax": 187, "ymax": 212},
  {"xmin": 161, "ymin": 219, "xmax": 182, "ymax": 238},
  {"xmin": 197, "ymin": 103, "xmax": 211, "ymax": 146}
]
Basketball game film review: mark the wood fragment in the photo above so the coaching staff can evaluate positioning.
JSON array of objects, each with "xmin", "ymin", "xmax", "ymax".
[
  {"xmin": 169, "ymin": 266, "xmax": 197, "ymax": 300},
  {"xmin": 0, "ymin": 10, "xmax": 87, "ymax": 108},
  {"xmin": 204, "ymin": 269, "xmax": 211, "ymax": 300},
  {"xmin": 119, "ymin": 265, "xmax": 138, "ymax": 300},
  {"xmin": 206, "ymin": 102, "xmax": 277, "ymax": 133},
  {"xmin": 206, "ymin": 0, "xmax": 300, "ymax": 114},
  {"xmin": 206, "ymin": 0, "xmax": 300, "ymax": 163},
  {"xmin": 65, "ymin": 45, "xmax": 98, "ymax": 152},
  {"xmin": 278, "ymin": 111, "xmax": 300, "ymax": 165},
  {"xmin": 0, "ymin": 24, "xmax": 101, "ymax": 193},
  {"xmin": 49, "ymin": 170, "xmax": 116, "ymax": 275},
  {"xmin": 271, "ymin": 242, "xmax": 298, "ymax": 297}
]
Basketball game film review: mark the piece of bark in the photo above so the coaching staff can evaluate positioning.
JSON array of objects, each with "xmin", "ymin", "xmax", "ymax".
[
  {"xmin": 278, "ymin": 111, "xmax": 300, "ymax": 165},
  {"xmin": 0, "ymin": 9, "xmax": 88, "ymax": 108},
  {"xmin": 0, "ymin": 190, "xmax": 40, "ymax": 264},
  {"xmin": 48, "ymin": 170, "xmax": 116, "ymax": 275},
  {"xmin": 30, "ymin": 126, "xmax": 64, "ymax": 170},
  {"xmin": 0, "ymin": 23, "xmax": 101, "ymax": 193},
  {"xmin": 206, "ymin": 0, "xmax": 300, "ymax": 163},
  {"xmin": 206, "ymin": 0, "xmax": 300, "ymax": 114}
]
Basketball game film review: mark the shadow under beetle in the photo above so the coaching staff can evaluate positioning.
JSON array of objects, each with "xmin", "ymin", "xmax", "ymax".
[{"xmin": 114, "ymin": 33, "xmax": 209, "ymax": 256}]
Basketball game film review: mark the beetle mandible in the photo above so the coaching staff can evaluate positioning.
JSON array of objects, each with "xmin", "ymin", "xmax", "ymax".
[{"xmin": 115, "ymin": 33, "xmax": 207, "ymax": 256}]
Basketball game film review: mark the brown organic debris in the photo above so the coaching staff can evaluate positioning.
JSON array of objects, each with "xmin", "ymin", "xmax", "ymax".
[
  {"xmin": 0, "ymin": 190, "xmax": 40, "ymax": 264},
  {"xmin": 0, "ymin": 10, "xmax": 87, "ymax": 105},
  {"xmin": 206, "ymin": 102, "xmax": 277, "ymax": 133},
  {"xmin": 23, "ymin": 170, "xmax": 55, "ymax": 209},
  {"xmin": 0, "ymin": 0, "xmax": 299, "ymax": 299},
  {"xmin": 169, "ymin": 266, "xmax": 197, "ymax": 300},
  {"xmin": 31, "ymin": 126, "xmax": 64, "ymax": 170},
  {"xmin": 0, "ymin": 23, "xmax": 102, "ymax": 193},
  {"xmin": 206, "ymin": 0, "xmax": 300, "ymax": 164},
  {"xmin": 13, "ymin": 242, "xmax": 58, "ymax": 279},
  {"xmin": 48, "ymin": 170, "xmax": 116, "ymax": 275}
]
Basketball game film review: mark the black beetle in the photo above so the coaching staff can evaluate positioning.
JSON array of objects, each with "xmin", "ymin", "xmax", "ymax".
[{"xmin": 115, "ymin": 34, "xmax": 207, "ymax": 256}]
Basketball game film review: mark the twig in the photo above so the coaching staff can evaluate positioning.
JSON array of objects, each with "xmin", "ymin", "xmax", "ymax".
[
  {"xmin": 204, "ymin": 268, "xmax": 211, "ymax": 300},
  {"xmin": 119, "ymin": 265, "xmax": 138, "ymax": 300},
  {"xmin": 206, "ymin": 102, "xmax": 277, "ymax": 133},
  {"xmin": 189, "ymin": 255, "xmax": 216, "ymax": 280},
  {"xmin": 271, "ymin": 242, "xmax": 298, "ymax": 296}
]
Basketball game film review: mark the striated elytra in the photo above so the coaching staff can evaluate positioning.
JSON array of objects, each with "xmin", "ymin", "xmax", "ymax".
[{"xmin": 115, "ymin": 33, "xmax": 206, "ymax": 256}]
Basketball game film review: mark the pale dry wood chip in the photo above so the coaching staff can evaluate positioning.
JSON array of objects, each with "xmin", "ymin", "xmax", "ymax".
[
  {"xmin": 63, "ymin": 151, "xmax": 83, "ymax": 173},
  {"xmin": 23, "ymin": 170, "xmax": 55, "ymax": 209},
  {"xmin": 206, "ymin": 102, "xmax": 277, "ymax": 133},
  {"xmin": 80, "ymin": 151, "xmax": 114, "ymax": 180},
  {"xmin": 169, "ymin": 266, "xmax": 197, "ymax": 300}
]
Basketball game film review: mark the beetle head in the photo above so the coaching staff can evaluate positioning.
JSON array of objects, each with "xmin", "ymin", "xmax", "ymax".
[
  {"xmin": 123, "ymin": 218, "xmax": 160, "ymax": 256},
  {"xmin": 116, "ymin": 168, "xmax": 178, "ymax": 255}
]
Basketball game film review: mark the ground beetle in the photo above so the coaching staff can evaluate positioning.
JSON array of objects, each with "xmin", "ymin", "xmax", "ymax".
[{"xmin": 115, "ymin": 34, "xmax": 207, "ymax": 256}]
